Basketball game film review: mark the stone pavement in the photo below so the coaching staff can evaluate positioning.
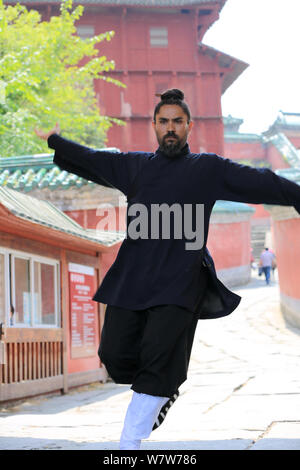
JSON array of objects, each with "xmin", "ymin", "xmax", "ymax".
[{"xmin": 1, "ymin": 270, "xmax": 300, "ymax": 451}]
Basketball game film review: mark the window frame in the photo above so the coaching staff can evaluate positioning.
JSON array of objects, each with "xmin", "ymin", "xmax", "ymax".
[
  {"xmin": 149, "ymin": 26, "xmax": 168, "ymax": 48},
  {"xmin": 11, "ymin": 252, "xmax": 31, "ymax": 327},
  {"xmin": 76, "ymin": 24, "xmax": 95, "ymax": 39},
  {"xmin": 0, "ymin": 249, "xmax": 9, "ymax": 328},
  {"xmin": 3, "ymin": 248, "xmax": 60, "ymax": 329},
  {"xmin": 32, "ymin": 257, "xmax": 60, "ymax": 328}
]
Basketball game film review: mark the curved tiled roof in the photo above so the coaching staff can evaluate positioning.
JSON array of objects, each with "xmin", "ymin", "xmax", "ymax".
[
  {"xmin": 0, "ymin": 149, "xmax": 119, "ymax": 192},
  {"xmin": 0, "ymin": 185, "xmax": 125, "ymax": 246},
  {"xmin": 213, "ymin": 200, "xmax": 255, "ymax": 214},
  {"xmin": 275, "ymin": 167, "xmax": 300, "ymax": 183},
  {"xmin": 265, "ymin": 133, "xmax": 300, "ymax": 169}
]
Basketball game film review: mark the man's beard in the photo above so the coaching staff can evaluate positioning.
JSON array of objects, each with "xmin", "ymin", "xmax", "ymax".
[{"xmin": 159, "ymin": 133, "xmax": 185, "ymax": 159}]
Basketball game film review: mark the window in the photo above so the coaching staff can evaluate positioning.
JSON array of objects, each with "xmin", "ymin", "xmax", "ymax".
[
  {"xmin": 8, "ymin": 251, "xmax": 60, "ymax": 328},
  {"xmin": 33, "ymin": 261, "xmax": 57, "ymax": 326},
  {"xmin": 0, "ymin": 253, "xmax": 5, "ymax": 324},
  {"xmin": 150, "ymin": 27, "xmax": 168, "ymax": 48},
  {"xmin": 76, "ymin": 25, "xmax": 95, "ymax": 38},
  {"xmin": 13, "ymin": 256, "xmax": 31, "ymax": 326}
]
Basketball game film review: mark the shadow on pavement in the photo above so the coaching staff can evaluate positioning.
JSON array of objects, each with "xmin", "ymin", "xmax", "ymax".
[
  {"xmin": 231, "ymin": 271, "xmax": 279, "ymax": 291},
  {"xmin": 0, "ymin": 383, "xmax": 131, "ymax": 416}
]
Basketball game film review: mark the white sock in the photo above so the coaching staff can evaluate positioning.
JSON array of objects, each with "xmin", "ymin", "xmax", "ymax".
[{"xmin": 119, "ymin": 391, "xmax": 169, "ymax": 450}]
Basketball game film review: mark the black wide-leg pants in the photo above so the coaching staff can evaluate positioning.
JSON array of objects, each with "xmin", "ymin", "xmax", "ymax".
[{"xmin": 98, "ymin": 304, "xmax": 198, "ymax": 398}]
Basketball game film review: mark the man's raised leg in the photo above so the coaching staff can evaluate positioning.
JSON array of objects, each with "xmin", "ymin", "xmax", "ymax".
[{"xmin": 120, "ymin": 392, "xmax": 169, "ymax": 450}]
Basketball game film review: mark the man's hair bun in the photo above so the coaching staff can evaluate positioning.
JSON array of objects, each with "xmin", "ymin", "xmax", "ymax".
[
  {"xmin": 160, "ymin": 89, "xmax": 184, "ymax": 101},
  {"xmin": 153, "ymin": 88, "xmax": 191, "ymax": 123}
]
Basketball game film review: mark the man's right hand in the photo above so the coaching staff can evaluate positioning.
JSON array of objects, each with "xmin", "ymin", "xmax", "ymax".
[{"xmin": 34, "ymin": 122, "xmax": 61, "ymax": 141}]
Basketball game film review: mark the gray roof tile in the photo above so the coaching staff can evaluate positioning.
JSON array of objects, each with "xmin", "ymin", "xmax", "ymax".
[{"xmin": 0, "ymin": 185, "xmax": 125, "ymax": 246}]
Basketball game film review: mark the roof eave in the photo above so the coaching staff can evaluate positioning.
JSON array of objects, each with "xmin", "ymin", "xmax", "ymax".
[
  {"xmin": 198, "ymin": 42, "xmax": 249, "ymax": 94},
  {"xmin": 4, "ymin": 0, "xmax": 226, "ymax": 7},
  {"xmin": 0, "ymin": 206, "xmax": 122, "ymax": 253}
]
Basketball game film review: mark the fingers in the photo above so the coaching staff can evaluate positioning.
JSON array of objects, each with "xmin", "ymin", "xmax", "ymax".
[
  {"xmin": 34, "ymin": 123, "xmax": 60, "ymax": 140},
  {"xmin": 34, "ymin": 127, "xmax": 47, "ymax": 140},
  {"xmin": 34, "ymin": 128, "xmax": 44, "ymax": 138}
]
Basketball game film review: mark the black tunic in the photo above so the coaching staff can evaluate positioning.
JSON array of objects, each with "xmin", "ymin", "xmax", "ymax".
[{"xmin": 48, "ymin": 134, "xmax": 300, "ymax": 320}]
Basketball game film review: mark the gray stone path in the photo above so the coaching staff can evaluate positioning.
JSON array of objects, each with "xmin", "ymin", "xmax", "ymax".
[{"xmin": 1, "ymin": 271, "xmax": 300, "ymax": 450}]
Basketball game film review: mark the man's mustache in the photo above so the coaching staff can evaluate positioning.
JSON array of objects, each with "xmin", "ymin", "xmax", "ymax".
[{"xmin": 163, "ymin": 132, "xmax": 178, "ymax": 141}]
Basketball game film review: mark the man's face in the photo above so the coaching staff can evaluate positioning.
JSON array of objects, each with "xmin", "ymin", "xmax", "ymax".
[{"xmin": 152, "ymin": 105, "xmax": 193, "ymax": 158}]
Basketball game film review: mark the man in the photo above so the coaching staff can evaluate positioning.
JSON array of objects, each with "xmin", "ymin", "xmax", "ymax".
[
  {"xmin": 260, "ymin": 247, "xmax": 276, "ymax": 285},
  {"xmin": 35, "ymin": 89, "xmax": 300, "ymax": 450}
]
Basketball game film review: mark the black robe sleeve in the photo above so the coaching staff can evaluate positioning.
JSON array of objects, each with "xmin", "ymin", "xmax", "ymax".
[
  {"xmin": 48, "ymin": 134, "xmax": 143, "ymax": 196},
  {"xmin": 215, "ymin": 156, "xmax": 300, "ymax": 215}
]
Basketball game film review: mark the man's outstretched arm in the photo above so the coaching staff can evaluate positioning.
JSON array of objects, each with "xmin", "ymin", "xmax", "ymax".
[
  {"xmin": 34, "ymin": 124, "xmax": 143, "ymax": 195},
  {"xmin": 215, "ymin": 156, "xmax": 300, "ymax": 215}
]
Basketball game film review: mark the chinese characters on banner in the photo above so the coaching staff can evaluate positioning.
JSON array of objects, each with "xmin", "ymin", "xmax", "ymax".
[{"xmin": 68, "ymin": 263, "xmax": 97, "ymax": 359}]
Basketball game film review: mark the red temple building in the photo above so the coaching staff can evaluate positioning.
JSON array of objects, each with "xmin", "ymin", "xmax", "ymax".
[
  {"xmin": 224, "ymin": 111, "xmax": 300, "ymax": 170},
  {"xmin": 5, "ymin": 0, "xmax": 248, "ymax": 155}
]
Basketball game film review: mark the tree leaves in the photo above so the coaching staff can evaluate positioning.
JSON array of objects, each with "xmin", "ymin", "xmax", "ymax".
[{"xmin": 0, "ymin": 0, "xmax": 125, "ymax": 157}]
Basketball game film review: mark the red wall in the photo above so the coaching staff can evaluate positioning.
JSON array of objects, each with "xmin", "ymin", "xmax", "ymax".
[
  {"xmin": 273, "ymin": 218, "xmax": 300, "ymax": 299},
  {"xmin": 265, "ymin": 143, "xmax": 291, "ymax": 170},
  {"xmin": 101, "ymin": 242, "xmax": 122, "ymax": 280},
  {"xmin": 207, "ymin": 220, "xmax": 251, "ymax": 270},
  {"xmin": 289, "ymin": 136, "xmax": 300, "ymax": 149},
  {"xmin": 224, "ymin": 140, "xmax": 266, "ymax": 161},
  {"xmin": 65, "ymin": 206, "xmax": 127, "ymax": 231},
  {"xmin": 66, "ymin": 206, "xmax": 125, "ymax": 281},
  {"xmin": 248, "ymin": 204, "xmax": 271, "ymax": 220}
]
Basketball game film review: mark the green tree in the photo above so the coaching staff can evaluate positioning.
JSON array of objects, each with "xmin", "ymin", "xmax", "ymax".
[{"xmin": 0, "ymin": 0, "xmax": 125, "ymax": 157}]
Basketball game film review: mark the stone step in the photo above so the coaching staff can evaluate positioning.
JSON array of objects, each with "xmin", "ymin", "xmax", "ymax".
[{"xmin": 251, "ymin": 224, "xmax": 271, "ymax": 261}]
